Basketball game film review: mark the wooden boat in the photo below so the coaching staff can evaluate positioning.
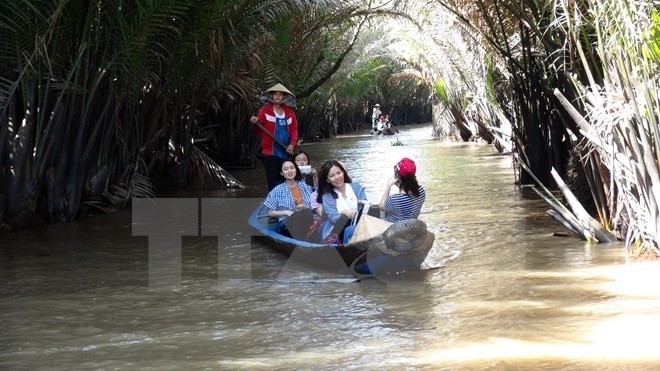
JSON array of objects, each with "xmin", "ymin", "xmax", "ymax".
[
  {"xmin": 372, "ymin": 126, "xmax": 398, "ymax": 135},
  {"xmin": 248, "ymin": 203, "xmax": 435, "ymax": 276},
  {"xmin": 380, "ymin": 127, "xmax": 398, "ymax": 135}
]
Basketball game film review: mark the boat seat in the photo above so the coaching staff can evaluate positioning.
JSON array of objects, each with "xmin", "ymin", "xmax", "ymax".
[
  {"xmin": 330, "ymin": 214, "xmax": 351, "ymax": 236},
  {"xmin": 352, "ymin": 204, "xmax": 380, "ymax": 227},
  {"xmin": 366, "ymin": 205, "xmax": 380, "ymax": 218},
  {"xmin": 284, "ymin": 208, "xmax": 315, "ymax": 240}
]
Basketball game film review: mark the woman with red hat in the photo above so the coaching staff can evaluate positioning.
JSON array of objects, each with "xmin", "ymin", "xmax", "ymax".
[
  {"xmin": 250, "ymin": 83, "xmax": 299, "ymax": 191},
  {"xmin": 378, "ymin": 157, "xmax": 426, "ymax": 223}
]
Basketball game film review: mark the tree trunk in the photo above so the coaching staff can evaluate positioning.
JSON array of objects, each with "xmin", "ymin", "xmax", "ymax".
[{"xmin": 7, "ymin": 78, "xmax": 36, "ymax": 227}]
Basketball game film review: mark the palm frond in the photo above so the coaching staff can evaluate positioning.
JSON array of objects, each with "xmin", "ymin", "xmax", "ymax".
[{"xmin": 192, "ymin": 145, "xmax": 244, "ymax": 189}]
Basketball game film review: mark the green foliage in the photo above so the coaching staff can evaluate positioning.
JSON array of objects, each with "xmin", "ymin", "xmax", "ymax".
[
  {"xmin": 434, "ymin": 78, "xmax": 448, "ymax": 105},
  {"xmin": 541, "ymin": 0, "xmax": 660, "ymax": 255},
  {"xmin": 0, "ymin": 0, "xmax": 437, "ymax": 227},
  {"xmin": 643, "ymin": 8, "xmax": 660, "ymax": 63},
  {"xmin": 484, "ymin": 55, "xmax": 497, "ymax": 104}
]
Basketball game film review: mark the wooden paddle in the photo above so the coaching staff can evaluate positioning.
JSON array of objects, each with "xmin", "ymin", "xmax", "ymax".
[
  {"xmin": 330, "ymin": 214, "xmax": 351, "ymax": 236},
  {"xmin": 252, "ymin": 121, "xmax": 290, "ymax": 151},
  {"xmin": 386, "ymin": 120, "xmax": 400, "ymax": 133}
]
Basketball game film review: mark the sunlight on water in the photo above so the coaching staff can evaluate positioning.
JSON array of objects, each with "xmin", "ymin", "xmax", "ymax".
[
  {"xmin": 413, "ymin": 336, "xmax": 660, "ymax": 364},
  {"xmin": 414, "ymin": 261, "xmax": 660, "ymax": 365}
]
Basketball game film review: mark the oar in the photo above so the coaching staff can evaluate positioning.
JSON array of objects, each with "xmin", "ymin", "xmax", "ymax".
[{"xmin": 252, "ymin": 121, "xmax": 289, "ymax": 152}]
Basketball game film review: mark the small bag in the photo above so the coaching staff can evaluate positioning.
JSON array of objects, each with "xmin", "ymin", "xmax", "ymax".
[
  {"xmin": 322, "ymin": 232, "xmax": 341, "ymax": 245},
  {"xmin": 305, "ymin": 219, "xmax": 323, "ymax": 242}
]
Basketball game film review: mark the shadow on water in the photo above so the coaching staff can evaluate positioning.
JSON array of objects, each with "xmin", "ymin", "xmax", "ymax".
[{"xmin": 2, "ymin": 124, "xmax": 660, "ymax": 369}]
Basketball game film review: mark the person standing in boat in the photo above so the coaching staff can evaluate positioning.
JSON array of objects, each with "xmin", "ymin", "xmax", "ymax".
[
  {"xmin": 379, "ymin": 157, "xmax": 426, "ymax": 223},
  {"xmin": 371, "ymin": 103, "xmax": 381, "ymax": 133},
  {"xmin": 250, "ymin": 83, "xmax": 299, "ymax": 192},
  {"xmin": 263, "ymin": 158, "xmax": 313, "ymax": 235},
  {"xmin": 316, "ymin": 160, "xmax": 368, "ymax": 243}
]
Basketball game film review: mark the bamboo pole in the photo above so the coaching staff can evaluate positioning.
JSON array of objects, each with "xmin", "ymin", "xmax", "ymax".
[{"xmin": 252, "ymin": 122, "xmax": 289, "ymax": 151}]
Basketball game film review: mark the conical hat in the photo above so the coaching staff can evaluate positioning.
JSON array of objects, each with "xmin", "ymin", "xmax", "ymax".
[
  {"xmin": 351, "ymin": 215, "xmax": 392, "ymax": 243},
  {"xmin": 259, "ymin": 84, "xmax": 297, "ymax": 107},
  {"xmin": 265, "ymin": 83, "xmax": 294, "ymax": 96}
]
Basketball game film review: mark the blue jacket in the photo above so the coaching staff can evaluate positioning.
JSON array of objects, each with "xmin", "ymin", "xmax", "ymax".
[{"xmin": 319, "ymin": 183, "xmax": 368, "ymax": 240}]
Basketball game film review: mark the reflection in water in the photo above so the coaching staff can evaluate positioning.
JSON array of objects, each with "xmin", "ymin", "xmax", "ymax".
[{"xmin": 2, "ymin": 124, "xmax": 660, "ymax": 369}]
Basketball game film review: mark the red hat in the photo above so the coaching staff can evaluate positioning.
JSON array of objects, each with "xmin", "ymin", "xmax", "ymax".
[{"xmin": 396, "ymin": 158, "xmax": 416, "ymax": 176}]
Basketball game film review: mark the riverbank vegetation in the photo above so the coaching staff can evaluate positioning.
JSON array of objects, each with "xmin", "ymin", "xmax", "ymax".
[
  {"xmin": 422, "ymin": 0, "xmax": 659, "ymax": 256},
  {"xmin": 1, "ymin": 1, "xmax": 659, "ymax": 257},
  {"xmin": 0, "ymin": 1, "xmax": 431, "ymax": 228}
]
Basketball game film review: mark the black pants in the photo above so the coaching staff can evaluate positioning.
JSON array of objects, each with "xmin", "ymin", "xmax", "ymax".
[{"xmin": 263, "ymin": 155, "xmax": 283, "ymax": 191}]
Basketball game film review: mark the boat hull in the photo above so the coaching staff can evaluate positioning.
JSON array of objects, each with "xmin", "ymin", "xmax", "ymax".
[{"xmin": 248, "ymin": 203, "xmax": 434, "ymax": 275}]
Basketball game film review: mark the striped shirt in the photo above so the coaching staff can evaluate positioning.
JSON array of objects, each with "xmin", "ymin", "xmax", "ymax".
[{"xmin": 383, "ymin": 186, "xmax": 426, "ymax": 223}]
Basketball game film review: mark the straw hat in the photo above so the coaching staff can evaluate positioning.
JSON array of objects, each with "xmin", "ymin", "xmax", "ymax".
[
  {"xmin": 260, "ymin": 83, "xmax": 297, "ymax": 107},
  {"xmin": 265, "ymin": 83, "xmax": 294, "ymax": 96},
  {"xmin": 351, "ymin": 215, "xmax": 392, "ymax": 243}
]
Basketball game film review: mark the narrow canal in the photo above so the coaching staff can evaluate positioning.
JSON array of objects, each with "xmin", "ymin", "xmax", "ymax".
[{"xmin": 2, "ymin": 124, "xmax": 660, "ymax": 370}]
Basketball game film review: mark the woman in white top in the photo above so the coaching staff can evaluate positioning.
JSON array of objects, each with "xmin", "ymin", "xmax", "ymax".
[{"xmin": 316, "ymin": 160, "xmax": 368, "ymax": 243}]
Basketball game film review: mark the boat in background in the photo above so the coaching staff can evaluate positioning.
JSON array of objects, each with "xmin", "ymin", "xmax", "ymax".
[
  {"xmin": 379, "ymin": 127, "xmax": 397, "ymax": 135},
  {"xmin": 248, "ymin": 203, "xmax": 435, "ymax": 276}
]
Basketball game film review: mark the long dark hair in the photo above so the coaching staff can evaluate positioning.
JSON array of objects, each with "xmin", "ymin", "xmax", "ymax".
[
  {"xmin": 397, "ymin": 173, "xmax": 420, "ymax": 197},
  {"xmin": 293, "ymin": 150, "xmax": 310, "ymax": 165},
  {"xmin": 280, "ymin": 158, "xmax": 302, "ymax": 182},
  {"xmin": 316, "ymin": 160, "xmax": 352, "ymax": 202},
  {"xmin": 294, "ymin": 150, "xmax": 316, "ymax": 189}
]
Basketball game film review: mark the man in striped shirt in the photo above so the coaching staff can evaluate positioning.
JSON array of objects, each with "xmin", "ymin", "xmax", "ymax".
[{"xmin": 379, "ymin": 158, "xmax": 426, "ymax": 223}]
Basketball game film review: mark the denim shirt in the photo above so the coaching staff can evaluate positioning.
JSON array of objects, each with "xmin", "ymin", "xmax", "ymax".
[{"xmin": 319, "ymin": 183, "xmax": 367, "ymax": 240}]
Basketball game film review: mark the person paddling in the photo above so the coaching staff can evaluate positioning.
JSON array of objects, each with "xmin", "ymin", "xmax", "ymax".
[
  {"xmin": 371, "ymin": 103, "xmax": 381, "ymax": 134},
  {"xmin": 250, "ymin": 83, "xmax": 299, "ymax": 192}
]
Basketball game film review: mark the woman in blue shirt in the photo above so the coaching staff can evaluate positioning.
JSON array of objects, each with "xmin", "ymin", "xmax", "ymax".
[
  {"xmin": 263, "ymin": 159, "xmax": 313, "ymax": 235},
  {"xmin": 316, "ymin": 160, "xmax": 368, "ymax": 243}
]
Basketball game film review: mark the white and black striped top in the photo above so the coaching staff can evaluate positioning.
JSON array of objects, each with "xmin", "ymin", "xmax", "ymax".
[{"xmin": 383, "ymin": 186, "xmax": 426, "ymax": 223}]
